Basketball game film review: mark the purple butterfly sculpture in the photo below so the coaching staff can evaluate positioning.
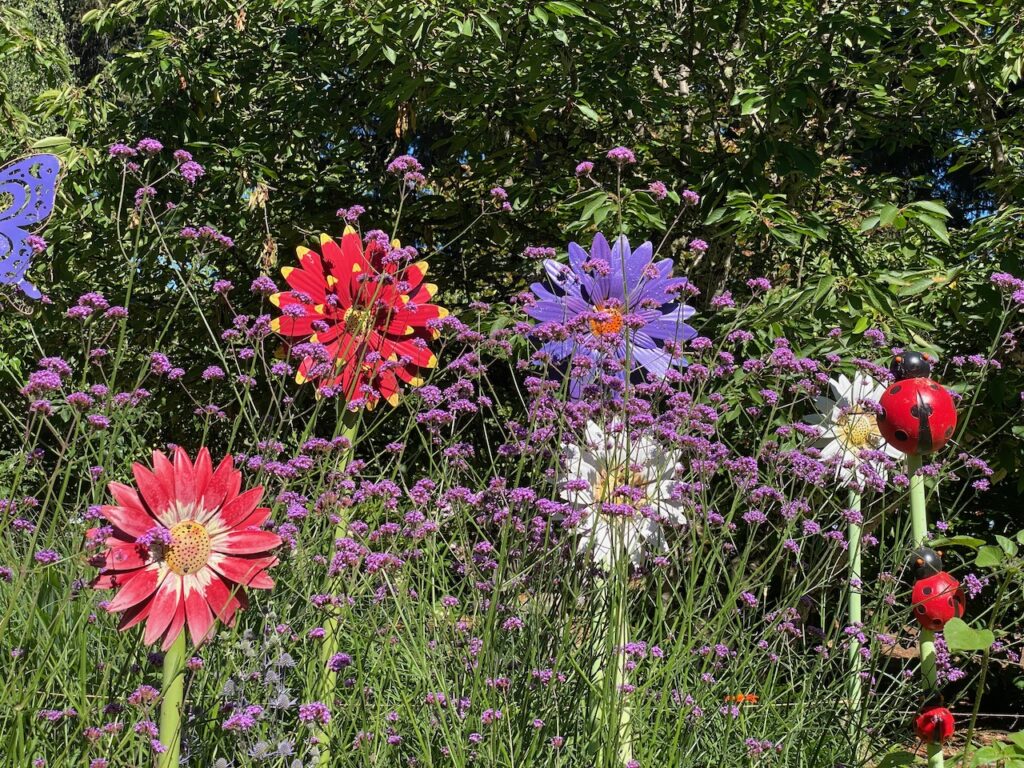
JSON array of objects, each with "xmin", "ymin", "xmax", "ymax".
[{"xmin": 0, "ymin": 154, "xmax": 61, "ymax": 300}]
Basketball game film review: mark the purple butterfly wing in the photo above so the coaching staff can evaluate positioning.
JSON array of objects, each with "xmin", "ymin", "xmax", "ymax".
[{"xmin": 0, "ymin": 154, "xmax": 60, "ymax": 299}]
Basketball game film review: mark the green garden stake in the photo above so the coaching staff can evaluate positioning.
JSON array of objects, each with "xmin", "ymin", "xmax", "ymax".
[
  {"xmin": 847, "ymin": 488, "xmax": 864, "ymax": 747},
  {"xmin": 158, "ymin": 631, "xmax": 187, "ymax": 768},
  {"xmin": 907, "ymin": 453, "xmax": 943, "ymax": 768}
]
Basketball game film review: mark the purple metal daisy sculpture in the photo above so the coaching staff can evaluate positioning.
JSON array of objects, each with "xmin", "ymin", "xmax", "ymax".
[{"xmin": 525, "ymin": 233, "xmax": 697, "ymax": 396}]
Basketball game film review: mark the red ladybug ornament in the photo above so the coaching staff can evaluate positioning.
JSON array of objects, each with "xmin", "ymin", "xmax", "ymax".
[
  {"xmin": 912, "ymin": 571, "xmax": 965, "ymax": 630},
  {"xmin": 877, "ymin": 378, "xmax": 957, "ymax": 455},
  {"xmin": 915, "ymin": 705, "xmax": 955, "ymax": 744}
]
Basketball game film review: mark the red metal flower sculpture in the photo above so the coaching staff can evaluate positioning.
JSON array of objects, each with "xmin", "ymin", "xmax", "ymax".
[
  {"xmin": 271, "ymin": 227, "xmax": 446, "ymax": 407},
  {"xmin": 91, "ymin": 448, "xmax": 281, "ymax": 650}
]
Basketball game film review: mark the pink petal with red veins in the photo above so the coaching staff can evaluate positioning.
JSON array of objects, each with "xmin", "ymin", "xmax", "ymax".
[
  {"xmin": 143, "ymin": 571, "xmax": 183, "ymax": 647},
  {"xmin": 208, "ymin": 553, "xmax": 277, "ymax": 587},
  {"xmin": 204, "ymin": 573, "xmax": 243, "ymax": 624},
  {"xmin": 209, "ymin": 487, "xmax": 264, "ymax": 534},
  {"xmin": 193, "ymin": 448, "xmax": 214, "ymax": 504},
  {"xmin": 200, "ymin": 456, "xmax": 240, "ymax": 521},
  {"xmin": 233, "ymin": 506, "xmax": 272, "ymax": 532},
  {"xmin": 211, "ymin": 529, "xmax": 282, "ymax": 555},
  {"xmin": 109, "ymin": 482, "xmax": 154, "ymax": 520},
  {"xmin": 173, "ymin": 447, "xmax": 197, "ymax": 511},
  {"xmin": 133, "ymin": 461, "xmax": 173, "ymax": 524},
  {"xmin": 162, "ymin": 597, "xmax": 187, "ymax": 651},
  {"xmin": 102, "ymin": 502, "xmax": 157, "ymax": 539},
  {"xmin": 106, "ymin": 563, "xmax": 163, "ymax": 612},
  {"xmin": 184, "ymin": 573, "xmax": 216, "ymax": 646},
  {"xmin": 104, "ymin": 541, "xmax": 150, "ymax": 571},
  {"xmin": 119, "ymin": 600, "xmax": 153, "ymax": 632}
]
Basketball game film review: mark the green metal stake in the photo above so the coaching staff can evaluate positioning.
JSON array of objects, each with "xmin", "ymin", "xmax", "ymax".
[
  {"xmin": 157, "ymin": 631, "xmax": 187, "ymax": 768},
  {"xmin": 907, "ymin": 452, "xmax": 943, "ymax": 768},
  {"xmin": 317, "ymin": 411, "xmax": 361, "ymax": 766},
  {"xmin": 847, "ymin": 488, "xmax": 864, "ymax": 746}
]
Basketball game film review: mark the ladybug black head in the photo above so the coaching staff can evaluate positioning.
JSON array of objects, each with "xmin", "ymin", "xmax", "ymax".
[
  {"xmin": 911, "ymin": 547, "xmax": 944, "ymax": 579},
  {"xmin": 890, "ymin": 350, "xmax": 934, "ymax": 381}
]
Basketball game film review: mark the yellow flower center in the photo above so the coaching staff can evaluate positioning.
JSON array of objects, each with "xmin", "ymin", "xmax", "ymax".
[
  {"xmin": 837, "ymin": 410, "xmax": 881, "ymax": 449},
  {"xmin": 594, "ymin": 465, "xmax": 649, "ymax": 508},
  {"xmin": 342, "ymin": 306, "xmax": 374, "ymax": 338},
  {"xmin": 589, "ymin": 305, "xmax": 623, "ymax": 337},
  {"xmin": 165, "ymin": 520, "xmax": 211, "ymax": 575}
]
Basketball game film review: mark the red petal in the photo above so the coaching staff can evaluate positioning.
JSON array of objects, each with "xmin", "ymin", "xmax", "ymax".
[
  {"xmin": 103, "ymin": 541, "xmax": 149, "ymax": 571},
  {"xmin": 202, "ymin": 455, "xmax": 241, "ymax": 515},
  {"xmin": 184, "ymin": 579, "xmax": 215, "ymax": 646},
  {"xmin": 118, "ymin": 600, "xmax": 153, "ymax": 632},
  {"xmin": 214, "ymin": 487, "xmax": 264, "ymax": 531},
  {"xmin": 211, "ymin": 529, "xmax": 282, "ymax": 555},
  {"xmin": 209, "ymin": 554, "xmax": 277, "ymax": 587},
  {"xmin": 143, "ymin": 572, "xmax": 182, "ymax": 647},
  {"xmin": 283, "ymin": 266, "xmax": 328, "ymax": 301},
  {"xmin": 133, "ymin": 461, "xmax": 172, "ymax": 522},
  {"xmin": 162, "ymin": 597, "xmax": 187, "ymax": 651},
  {"xmin": 204, "ymin": 573, "xmax": 242, "ymax": 624},
  {"xmin": 193, "ymin": 448, "xmax": 213, "ymax": 502},
  {"xmin": 173, "ymin": 447, "xmax": 196, "ymax": 509},
  {"xmin": 106, "ymin": 564, "xmax": 162, "ymax": 612},
  {"xmin": 102, "ymin": 502, "xmax": 157, "ymax": 539}
]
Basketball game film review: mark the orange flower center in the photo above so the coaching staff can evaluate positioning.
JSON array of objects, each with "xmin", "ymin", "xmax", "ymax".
[
  {"xmin": 589, "ymin": 305, "xmax": 623, "ymax": 337},
  {"xmin": 165, "ymin": 520, "xmax": 211, "ymax": 575}
]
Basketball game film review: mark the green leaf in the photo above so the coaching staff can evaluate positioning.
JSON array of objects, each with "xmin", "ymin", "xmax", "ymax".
[
  {"xmin": 911, "ymin": 199, "xmax": 952, "ymax": 218},
  {"xmin": 930, "ymin": 536, "xmax": 985, "ymax": 549},
  {"xmin": 478, "ymin": 12, "xmax": 502, "ymax": 40},
  {"xmin": 574, "ymin": 101, "xmax": 600, "ymax": 123},
  {"xmin": 31, "ymin": 136, "xmax": 71, "ymax": 150},
  {"xmin": 976, "ymin": 545, "xmax": 1004, "ymax": 568},
  {"xmin": 879, "ymin": 204, "xmax": 900, "ymax": 227},
  {"xmin": 917, "ymin": 213, "xmax": 950, "ymax": 244},
  {"xmin": 943, "ymin": 617, "xmax": 994, "ymax": 653},
  {"xmin": 544, "ymin": 1, "xmax": 585, "ymax": 16},
  {"xmin": 382, "ymin": 45, "xmax": 397, "ymax": 64},
  {"xmin": 704, "ymin": 207, "xmax": 727, "ymax": 226},
  {"xmin": 996, "ymin": 534, "xmax": 1019, "ymax": 556}
]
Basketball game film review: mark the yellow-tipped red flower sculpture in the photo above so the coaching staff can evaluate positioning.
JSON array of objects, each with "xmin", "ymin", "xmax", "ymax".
[
  {"xmin": 91, "ymin": 447, "xmax": 281, "ymax": 650},
  {"xmin": 271, "ymin": 226, "xmax": 447, "ymax": 407}
]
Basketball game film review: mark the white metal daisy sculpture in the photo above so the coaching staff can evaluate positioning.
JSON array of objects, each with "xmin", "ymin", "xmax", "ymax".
[
  {"xmin": 560, "ymin": 421, "xmax": 685, "ymax": 568},
  {"xmin": 804, "ymin": 372, "xmax": 902, "ymax": 485}
]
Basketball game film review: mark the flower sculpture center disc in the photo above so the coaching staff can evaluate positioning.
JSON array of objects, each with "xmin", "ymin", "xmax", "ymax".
[
  {"xmin": 342, "ymin": 305, "xmax": 374, "ymax": 338},
  {"xmin": 594, "ymin": 465, "xmax": 648, "ymax": 510},
  {"xmin": 589, "ymin": 305, "xmax": 623, "ymax": 337},
  {"xmin": 838, "ymin": 410, "xmax": 880, "ymax": 449},
  {"xmin": 165, "ymin": 520, "xmax": 212, "ymax": 575}
]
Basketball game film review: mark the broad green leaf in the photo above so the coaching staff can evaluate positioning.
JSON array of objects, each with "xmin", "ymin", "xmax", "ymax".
[
  {"xmin": 976, "ymin": 545, "xmax": 1004, "ymax": 567},
  {"xmin": 943, "ymin": 617, "xmax": 994, "ymax": 653},
  {"xmin": 996, "ymin": 534, "xmax": 1019, "ymax": 556}
]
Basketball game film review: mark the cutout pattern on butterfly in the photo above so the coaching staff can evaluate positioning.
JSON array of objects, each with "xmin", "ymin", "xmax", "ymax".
[{"xmin": 0, "ymin": 154, "xmax": 61, "ymax": 300}]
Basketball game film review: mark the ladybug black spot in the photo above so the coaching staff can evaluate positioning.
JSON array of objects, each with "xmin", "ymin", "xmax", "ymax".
[
  {"xmin": 945, "ymin": 427, "xmax": 953, "ymax": 437},
  {"xmin": 891, "ymin": 384, "xmax": 903, "ymax": 395},
  {"xmin": 930, "ymin": 383, "xmax": 940, "ymax": 390},
  {"xmin": 923, "ymin": 586, "xmax": 932, "ymax": 596},
  {"xmin": 895, "ymin": 430, "xmax": 909, "ymax": 441},
  {"xmin": 916, "ymin": 606, "xmax": 925, "ymax": 614}
]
